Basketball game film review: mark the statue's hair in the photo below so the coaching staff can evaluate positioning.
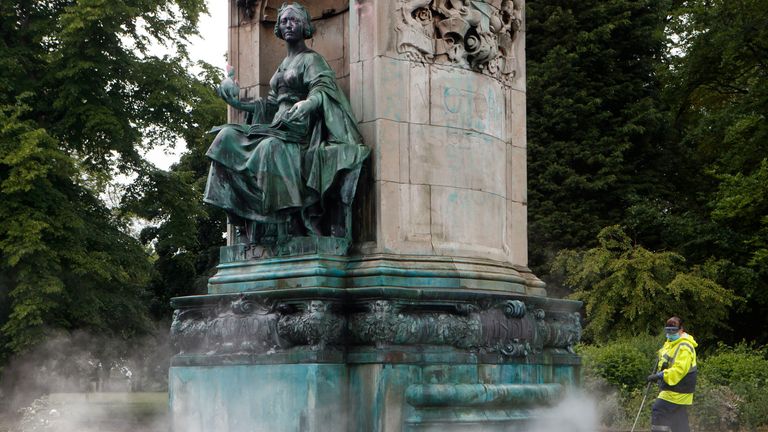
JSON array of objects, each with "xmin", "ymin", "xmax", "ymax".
[{"xmin": 274, "ymin": 2, "xmax": 315, "ymax": 40}]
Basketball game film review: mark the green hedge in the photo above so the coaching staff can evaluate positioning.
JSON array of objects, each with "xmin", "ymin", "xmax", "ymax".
[{"xmin": 580, "ymin": 338, "xmax": 768, "ymax": 431}]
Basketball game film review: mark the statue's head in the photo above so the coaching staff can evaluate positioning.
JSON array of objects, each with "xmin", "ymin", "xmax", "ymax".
[{"xmin": 274, "ymin": 2, "xmax": 315, "ymax": 40}]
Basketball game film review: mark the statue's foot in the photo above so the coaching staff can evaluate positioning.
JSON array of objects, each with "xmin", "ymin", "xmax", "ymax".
[
  {"xmin": 235, "ymin": 224, "xmax": 250, "ymax": 245},
  {"xmin": 330, "ymin": 224, "xmax": 346, "ymax": 238},
  {"xmin": 301, "ymin": 216, "xmax": 323, "ymax": 237},
  {"xmin": 289, "ymin": 214, "xmax": 307, "ymax": 236}
]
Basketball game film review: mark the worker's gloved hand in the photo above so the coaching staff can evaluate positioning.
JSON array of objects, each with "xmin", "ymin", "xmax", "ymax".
[{"xmin": 647, "ymin": 372, "xmax": 664, "ymax": 383}]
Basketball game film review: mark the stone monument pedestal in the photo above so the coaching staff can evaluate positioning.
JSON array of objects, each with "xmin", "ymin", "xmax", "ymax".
[
  {"xmin": 169, "ymin": 253, "xmax": 581, "ymax": 431},
  {"xmin": 169, "ymin": 0, "xmax": 582, "ymax": 430}
]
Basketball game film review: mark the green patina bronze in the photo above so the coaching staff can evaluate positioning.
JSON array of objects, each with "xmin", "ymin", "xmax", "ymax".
[{"xmin": 204, "ymin": 2, "xmax": 369, "ymax": 252}]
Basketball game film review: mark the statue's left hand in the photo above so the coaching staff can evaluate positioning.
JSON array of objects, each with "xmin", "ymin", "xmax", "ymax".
[{"xmin": 286, "ymin": 99, "xmax": 315, "ymax": 120}]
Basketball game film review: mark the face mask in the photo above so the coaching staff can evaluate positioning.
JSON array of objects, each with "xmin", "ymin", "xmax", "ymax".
[{"xmin": 666, "ymin": 333, "xmax": 681, "ymax": 342}]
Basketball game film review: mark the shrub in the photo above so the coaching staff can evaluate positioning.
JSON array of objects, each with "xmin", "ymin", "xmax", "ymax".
[
  {"xmin": 691, "ymin": 377, "xmax": 742, "ymax": 432},
  {"xmin": 579, "ymin": 339, "xmax": 768, "ymax": 431},
  {"xmin": 578, "ymin": 335, "xmax": 661, "ymax": 429},
  {"xmin": 579, "ymin": 334, "xmax": 660, "ymax": 395},
  {"xmin": 696, "ymin": 343, "xmax": 768, "ymax": 431}
]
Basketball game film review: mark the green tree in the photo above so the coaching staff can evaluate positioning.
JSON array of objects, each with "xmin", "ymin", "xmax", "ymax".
[
  {"xmin": 554, "ymin": 226, "xmax": 735, "ymax": 343},
  {"xmin": 526, "ymin": 0, "xmax": 671, "ymax": 279},
  {"xmin": 0, "ymin": 0, "xmax": 210, "ymax": 360},
  {"xmin": 661, "ymin": 0, "xmax": 768, "ymax": 342},
  {"xmin": 122, "ymin": 64, "xmax": 227, "ymax": 318},
  {"xmin": 527, "ymin": 0, "xmax": 768, "ymax": 345},
  {"xmin": 0, "ymin": 97, "xmax": 153, "ymax": 358}
]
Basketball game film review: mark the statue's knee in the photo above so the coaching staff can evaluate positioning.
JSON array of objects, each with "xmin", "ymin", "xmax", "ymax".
[
  {"xmin": 256, "ymin": 138, "xmax": 283, "ymax": 156},
  {"xmin": 217, "ymin": 127, "xmax": 238, "ymax": 141}
]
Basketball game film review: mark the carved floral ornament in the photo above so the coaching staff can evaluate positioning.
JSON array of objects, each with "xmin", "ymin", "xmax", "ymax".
[{"xmin": 395, "ymin": 0, "xmax": 523, "ymax": 83}]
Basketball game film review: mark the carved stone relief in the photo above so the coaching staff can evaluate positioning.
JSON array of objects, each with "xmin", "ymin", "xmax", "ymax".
[
  {"xmin": 347, "ymin": 300, "xmax": 483, "ymax": 349},
  {"xmin": 277, "ymin": 300, "xmax": 345, "ymax": 350},
  {"xmin": 237, "ymin": 0, "xmax": 260, "ymax": 19},
  {"xmin": 395, "ymin": 0, "xmax": 524, "ymax": 84},
  {"xmin": 261, "ymin": 0, "xmax": 349, "ymax": 21},
  {"xmin": 170, "ymin": 295, "xmax": 581, "ymax": 359}
]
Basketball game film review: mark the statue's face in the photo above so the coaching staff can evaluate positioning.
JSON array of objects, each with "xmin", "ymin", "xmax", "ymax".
[{"xmin": 279, "ymin": 8, "xmax": 305, "ymax": 42}]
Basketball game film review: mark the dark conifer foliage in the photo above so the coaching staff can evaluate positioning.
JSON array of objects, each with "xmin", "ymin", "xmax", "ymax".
[{"xmin": 526, "ymin": 0, "xmax": 670, "ymax": 280}]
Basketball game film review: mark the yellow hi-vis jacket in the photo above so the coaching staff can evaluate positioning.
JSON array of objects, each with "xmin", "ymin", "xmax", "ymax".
[{"xmin": 655, "ymin": 332, "xmax": 698, "ymax": 405}]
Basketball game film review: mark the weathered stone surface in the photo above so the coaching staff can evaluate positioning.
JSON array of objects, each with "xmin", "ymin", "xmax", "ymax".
[
  {"xmin": 354, "ymin": 0, "xmax": 394, "ymax": 61},
  {"xmin": 410, "ymin": 124, "xmax": 506, "ymax": 196},
  {"xmin": 170, "ymin": 363, "xmax": 349, "ymax": 432},
  {"xmin": 262, "ymin": 0, "xmax": 348, "ymax": 21},
  {"xmin": 505, "ymin": 200, "xmax": 528, "ymax": 267},
  {"xmin": 349, "ymin": 1, "xmax": 528, "ymax": 268},
  {"xmin": 356, "ymin": 57, "xmax": 433, "ymax": 125},
  {"xmin": 509, "ymin": 22, "xmax": 526, "ymax": 92},
  {"xmin": 377, "ymin": 181, "xmax": 434, "ymax": 255},
  {"xmin": 230, "ymin": 23, "xmax": 260, "ymax": 93},
  {"xmin": 506, "ymin": 87, "xmax": 527, "ymax": 148},
  {"xmin": 349, "ymin": 60, "xmax": 363, "ymax": 119},
  {"xmin": 507, "ymin": 144, "xmax": 527, "ymax": 204},
  {"xmin": 306, "ymin": 12, "xmax": 346, "ymax": 78},
  {"xmin": 430, "ymin": 186, "xmax": 506, "ymax": 261},
  {"xmin": 409, "ymin": 62, "xmax": 431, "ymax": 124},
  {"xmin": 171, "ymin": 362, "xmax": 574, "ymax": 432},
  {"xmin": 359, "ymin": 120, "xmax": 410, "ymax": 183}
]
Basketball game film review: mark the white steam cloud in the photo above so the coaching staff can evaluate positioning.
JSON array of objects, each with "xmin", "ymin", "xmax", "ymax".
[
  {"xmin": 0, "ymin": 327, "xmax": 170, "ymax": 432},
  {"xmin": 527, "ymin": 390, "xmax": 600, "ymax": 432}
]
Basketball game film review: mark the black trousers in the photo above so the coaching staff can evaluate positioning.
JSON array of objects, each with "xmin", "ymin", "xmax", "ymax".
[{"xmin": 651, "ymin": 398, "xmax": 690, "ymax": 432}]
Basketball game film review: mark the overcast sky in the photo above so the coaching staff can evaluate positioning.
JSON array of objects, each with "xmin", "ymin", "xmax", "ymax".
[
  {"xmin": 189, "ymin": 1, "xmax": 229, "ymax": 67},
  {"xmin": 144, "ymin": 0, "xmax": 228, "ymax": 169}
]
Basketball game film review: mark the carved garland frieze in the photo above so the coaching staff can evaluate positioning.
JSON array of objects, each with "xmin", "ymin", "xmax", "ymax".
[
  {"xmin": 277, "ymin": 300, "xmax": 345, "ymax": 350},
  {"xmin": 395, "ymin": 0, "xmax": 524, "ymax": 84},
  {"xmin": 347, "ymin": 300, "xmax": 483, "ymax": 349},
  {"xmin": 170, "ymin": 296, "xmax": 581, "ymax": 358}
]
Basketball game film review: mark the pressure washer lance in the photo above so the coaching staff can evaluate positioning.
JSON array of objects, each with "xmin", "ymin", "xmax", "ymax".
[
  {"xmin": 630, "ymin": 380, "xmax": 653, "ymax": 432},
  {"xmin": 630, "ymin": 358, "xmax": 665, "ymax": 432}
]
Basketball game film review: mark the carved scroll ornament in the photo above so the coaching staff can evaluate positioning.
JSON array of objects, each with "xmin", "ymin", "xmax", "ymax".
[{"xmin": 395, "ymin": 0, "xmax": 523, "ymax": 84}]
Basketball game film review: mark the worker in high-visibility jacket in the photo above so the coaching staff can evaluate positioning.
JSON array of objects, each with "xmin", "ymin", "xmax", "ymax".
[{"xmin": 646, "ymin": 316, "xmax": 698, "ymax": 432}]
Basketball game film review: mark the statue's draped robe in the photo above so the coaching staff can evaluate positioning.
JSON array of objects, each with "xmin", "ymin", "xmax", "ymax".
[{"xmin": 204, "ymin": 50, "xmax": 369, "ymax": 226}]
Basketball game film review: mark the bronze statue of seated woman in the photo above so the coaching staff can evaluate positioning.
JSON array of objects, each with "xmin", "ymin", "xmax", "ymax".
[{"xmin": 203, "ymin": 2, "xmax": 369, "ymax": 257}]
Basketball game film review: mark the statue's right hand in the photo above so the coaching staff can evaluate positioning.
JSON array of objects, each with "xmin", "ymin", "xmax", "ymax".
[
  {"xmin": 218, "ymin": 75, "xmax": 242, "ymax": 109},
  {"xmin": 217, "ymin": 89, "xmax": 243, "ymax": 110},
  {"xmin": 220, "ymin": 91, "xmax": 237, "ymax": 106}
]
